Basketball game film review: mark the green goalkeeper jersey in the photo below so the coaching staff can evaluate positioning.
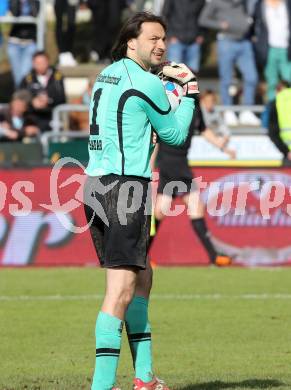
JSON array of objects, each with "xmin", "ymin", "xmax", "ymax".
[{"xmin": 85, "ymin": 58, "xmax": 195, "ymax": 179}]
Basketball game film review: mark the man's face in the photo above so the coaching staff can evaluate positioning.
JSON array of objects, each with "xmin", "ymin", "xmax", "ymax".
[
  {"xmin": 201, "ymin": 94, "xmax": 216, "ymax": 111},
  {"xmin": 11, "ymin": 99, "xmax": 27, "ymax": 116},
  {"xmin": 128, "ymin": 22, "xmax": 166, "ymax": 70},
  {"xmin": 33, "ymin": 55, "xmax": 49, "ymax": 75}
]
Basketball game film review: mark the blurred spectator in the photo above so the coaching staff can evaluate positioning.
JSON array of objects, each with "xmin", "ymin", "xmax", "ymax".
[
  {"xmin": 130, "ymin": 0, "xmax": 165, "ymax": 14},
  {"xmin": 20, "ymin": 51, "xmax": 66, "ymax": 132},
  {"xmin": 200, "ymin": 89, "xmax": 231, "ymax": 137},
  {"xmin": 81, "ymin": 80, "xmax": 93, "ymax": 106},
  {"xmin": 199, "ymin": 0, "xmax": 260, "ymax": 126},
  {"xmin": 268, "ymin": 80, "xmax": 291, "ymax": 163},
  {"xmin": 246, "ymin": 0, "xmax": 260, "ymax": 15},
  {"xmin": 70, "ymin": 77, "xmax": 94, "ymax": 131},
  {"xmin": 86, "ymin": 0, "xmax": 127, "ymax": 63},
  {"xmin": 162, "ymin": 0, "xmax": 205, "ymax": 72},
  {"xmin": 54, "ymin": 0, "xmax": 78, "ymax": 66},
  {"xmin": 253, "ymin": 0, "xmax": 291, "ymax": 102},
  {"xmin": 0, "ymin": 90, "xmax": 39, "ymax": 141},
  {"xmin": 153, "ymin": 0, "xmax": 165, "ymax": 14},
  {"xmin": 7, "ymin": 0, "xmax": 39, "ymax": 87}
]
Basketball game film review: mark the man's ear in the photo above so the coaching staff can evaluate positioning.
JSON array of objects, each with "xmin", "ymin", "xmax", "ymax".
[{"xmin": 127, "ymin": 38, "xmax": 136, "ymax": 51}]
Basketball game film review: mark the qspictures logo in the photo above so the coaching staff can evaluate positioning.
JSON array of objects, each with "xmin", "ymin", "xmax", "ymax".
[
  {"xmin": 0, "ymin": 160, "xmax": 291, "ymax": 266},
  {"xmin": 201, "ymin": 171, "xmax": 291, "ymax": 266}
]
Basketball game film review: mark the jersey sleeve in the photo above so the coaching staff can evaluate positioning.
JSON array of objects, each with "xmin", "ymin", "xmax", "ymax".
[{"xmin": 139, "ymin": 75, "xmax": 195, "ymax": 146}]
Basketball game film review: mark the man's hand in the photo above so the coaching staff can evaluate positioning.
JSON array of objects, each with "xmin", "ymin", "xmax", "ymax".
[
  {"xmin": 182, "ymin": 80, "xmax": 199, "ymax": 98},
  {"xmin": 4, "ymin": 128, "xmax": 18, "ymax": 140},
  {"xmin": 224, "ymin": 147, "xmax": 236, "ymax": 159},
  {"xmin": 219, "ymin": 136, "xmax": 236, "ymax": 159},
  {"xmin": 162, "ymin": 62, "xmax": 199, "ymax": 98},
  {"xmin": 162, "ymin": 62, "xmax": 195, "ymax": 85}
]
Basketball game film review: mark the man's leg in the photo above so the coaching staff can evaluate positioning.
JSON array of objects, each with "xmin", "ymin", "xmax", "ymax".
[
  {"xmin": 125, "ymin": 262, "xmax": 169, "ymax": 389},
  {"xmin": 20, "ymin": 42, "xmax": 37, "ymax": 87},
  {"xmin": 124, "ymin": 194, "xmax": 171, "ymax": 388},
  {"xmin": 89, "ymin": 0, "xmax": 110, "ymax": 59},
  {"xmin": 264, "ymin": 48, "xmax": 279, "ymax": 102},
  {"xmin": 54, "ymin": 0, "xmax": 65, "ymax": 53},
  {"xmin": 66, "ymin": 4, "xmax": 77, "ymax": 53},
  {"xmin": 184, "ymin": 191, "xmax": 216, "ymax": 262},
  {"xmin": 278, "ymin": 48, "xmax": 291, "ymax": 94},
  {"xmin": 167, "ymin": 39, "xmax": 184, "ymax": 64},
  {"xmin": 184, "ymin": 191, "xmax": 231, "ymax": 266},
  {"xmin": 236, "ymin": 40, "xmax": 258, "ymax": 105},
  {"xmin": 7, "ymin": 42, "xmax": 21, "ymax": 87},
  {"xmin": 125, "ymin": 261, "xmax": 153, "ymax": 382},
  {"xmin": 217, "ymin": 38, "xmax": 236, "ymax": 105},
  {"xmin": 185, "ymin": 42, "xmax": 201, "ymax": 73},
  {"xmin": 84, "ymin": 174, "xmax": 149, "ymax": 389},
  {"xmin": 92, "ymin": 267, "xmax": 138, "ymax": 390}
]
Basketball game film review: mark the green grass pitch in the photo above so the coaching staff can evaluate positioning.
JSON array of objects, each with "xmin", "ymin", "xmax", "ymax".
[{"xmin": 1, "ymin": 267, "xmax": 291, "ymax": 390}]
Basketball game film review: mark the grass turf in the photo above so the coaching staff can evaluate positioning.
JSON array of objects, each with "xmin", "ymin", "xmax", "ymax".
[{"xmin": 1, "ymin": 267, "xmax": 291, "ymax": 390}]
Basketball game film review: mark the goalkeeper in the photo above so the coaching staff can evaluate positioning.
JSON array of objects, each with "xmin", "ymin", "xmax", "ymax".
[{"xmin": 83, "ymin": 11, "xmax": 199, "ymax": 390}]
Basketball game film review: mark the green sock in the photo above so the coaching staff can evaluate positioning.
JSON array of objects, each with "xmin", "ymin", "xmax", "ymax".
[
  {"xmin": 125, "ymin": 296, "xmax": 153, "ymax": 382},
  {"xmin": 91, "ymin": 311, "xmax": 123, "ymax": 390}
]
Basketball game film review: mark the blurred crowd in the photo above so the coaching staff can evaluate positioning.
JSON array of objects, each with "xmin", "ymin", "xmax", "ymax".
[{"xmin": 0, "ymin": 0, "xmax": 291, "ymax": 163}]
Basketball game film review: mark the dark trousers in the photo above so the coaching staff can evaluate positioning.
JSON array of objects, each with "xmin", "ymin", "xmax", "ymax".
[
  {"xmin": 88, "ymin": 0, "xmax": 125, "ymax": 59},
  {"xmin": 54, "ymin": 0, "xmax": 76, "ymax": 53}
]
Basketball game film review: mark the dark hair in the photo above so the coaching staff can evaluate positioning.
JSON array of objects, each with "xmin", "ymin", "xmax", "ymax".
[
  {"xmin": 111, "ymin": 12, "xmax": 167, "ymax": 62},
  {"xmin": 33, "ymin": 50, "xmax": 48, "ymax": 60},
  {"xmin": 11, "ymin": 89, "xmax": 31, "ymax": 104},
  {"xmin": 200, "ymin": 89, "xmax": 216, "ymax": 98}
]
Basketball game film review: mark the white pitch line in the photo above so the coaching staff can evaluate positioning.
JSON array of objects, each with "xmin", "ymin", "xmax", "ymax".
[{"xmin": 1, "ymin": 293, "xmax": 291, "ymax": 302}]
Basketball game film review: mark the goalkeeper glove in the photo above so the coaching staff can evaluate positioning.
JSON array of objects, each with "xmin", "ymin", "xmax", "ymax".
[{"xmin": 162, "ymin": 62, "xmax": 199, "ymax": 98}]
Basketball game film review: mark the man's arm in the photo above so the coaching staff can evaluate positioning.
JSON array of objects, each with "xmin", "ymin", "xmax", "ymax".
[
  {"xmin": 195, "ymin": 103, "xmax": 236, "ymax": 158},
  {"xmin": 140, "ymin": 76, "xmax": 195, "ymax": 146},
  {"xmin": 50, "ymin": 75, "xmax": 66, "ymax": 107},
  {"xmin": 198, "ymin": 0, "xmax": 222, "ymax": 31}
]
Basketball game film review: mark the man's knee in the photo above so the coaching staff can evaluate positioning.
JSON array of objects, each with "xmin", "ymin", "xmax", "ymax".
[
  {"xmin": 243, "ymin": 69, "xmax": 258, "ymax": 86},
  {"xmin": 118, "ymin": 288, "xmax": 135, "ymax": 308},
  {"xmin": 155, "ymin": 209, "xmax": 165, "ymax": 221},
  {"xmin": 106, "ymin": 284, "xmax": 135, "ymax": 308}
]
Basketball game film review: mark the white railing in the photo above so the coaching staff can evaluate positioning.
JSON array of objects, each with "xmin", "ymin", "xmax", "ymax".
[
  {"xmin": 0, "ymin": 0, "xmax": 46, "ymax": 50},
  {"xmin": 51, "ymin": 104, "xmax": 88, "ymax": 134},
  {"xmin": 214, "ymin": 105, "xmax": 266, "ymax": 134},
  {"xmin": 51, "ymin": 103, "xmax": 266, "ymax": 134},
  {"xmin": 214, "ymin": 105, "xmax": 265, "ymax": 114}
]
